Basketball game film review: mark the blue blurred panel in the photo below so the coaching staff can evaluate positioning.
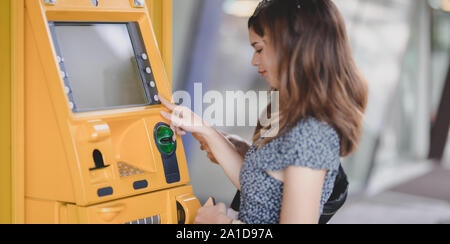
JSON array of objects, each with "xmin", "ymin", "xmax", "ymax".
[{"xmin": 181, "ymin": 0, "xmax": 225, "ymax": 167}]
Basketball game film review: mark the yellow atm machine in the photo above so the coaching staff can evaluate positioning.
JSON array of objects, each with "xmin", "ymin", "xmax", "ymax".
[{"xmin": 4, "ymin": 0, "xmax": 201, "ymax": 224}]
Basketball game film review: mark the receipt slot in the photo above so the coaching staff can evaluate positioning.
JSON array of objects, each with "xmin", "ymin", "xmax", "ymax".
[{"xmin": 18, "ymin": 0, "xmax": 200, "ymax": 224}]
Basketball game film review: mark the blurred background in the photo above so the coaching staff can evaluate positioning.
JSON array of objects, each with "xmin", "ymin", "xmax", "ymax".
[{"xmin": 172, "ymin": 0, "xmax": 450, "ymax": 223}]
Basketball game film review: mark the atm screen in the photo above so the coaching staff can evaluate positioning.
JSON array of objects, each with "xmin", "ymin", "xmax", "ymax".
[{"xmin": 49, "ymin": 22, "xmax": 159, "ymax": 112}]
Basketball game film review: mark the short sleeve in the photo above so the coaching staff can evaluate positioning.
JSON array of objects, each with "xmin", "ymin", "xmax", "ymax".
[{"xmin": 258, "ymin": 117, "xmax": 341, "ymax": 172}]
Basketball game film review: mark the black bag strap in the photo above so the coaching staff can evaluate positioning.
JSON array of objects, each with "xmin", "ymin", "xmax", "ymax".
[
  {"xmin": 230, "ymin": 190, "xmax": 241, "ymax": 212},
  {"xmin": 319, "ymin": 164, "xmax": 349, "ymax": 224},
  {"xmin": 230, "ymin": 163, "xmax": 349, "ymax": 224}
]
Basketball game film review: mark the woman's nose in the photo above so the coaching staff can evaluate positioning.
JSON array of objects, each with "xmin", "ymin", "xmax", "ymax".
[{"xmin": 251, "ymin": 53, "xmax": 259, "ymax": 66}]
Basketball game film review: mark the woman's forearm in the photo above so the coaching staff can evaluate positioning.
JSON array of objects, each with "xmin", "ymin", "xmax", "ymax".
[
  {"xmin": 202, "ymin": 126, "xmax": 245, "ymax": 190},
  {"xmin": 157, "ymin": 94, "xmax": 245, "ymax": 189}
]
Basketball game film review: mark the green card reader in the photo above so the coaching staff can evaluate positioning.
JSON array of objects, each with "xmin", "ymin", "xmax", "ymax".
[{"xmin": 154, "ymin": 123, "xmax": 180, "ymax": 183}]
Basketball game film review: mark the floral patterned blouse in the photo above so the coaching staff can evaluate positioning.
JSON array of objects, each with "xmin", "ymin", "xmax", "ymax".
[{"xmin": 238, "ymin": 117, "xmax": 341, "ymax": 224}]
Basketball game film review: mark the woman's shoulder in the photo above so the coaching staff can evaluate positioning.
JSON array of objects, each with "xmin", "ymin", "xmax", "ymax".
[
  {"xmin": 248, "ymin": 117, "xmax": 340, "ymax": 171},
  {"xmin": 276, "ymin": 117, "xmax": 340, "ymax": 170},
  {"xmin": 285, "ymin": 117, "xmax": 340, "ymax": 147},
  {"xmin": 248, "ymin": 118, "xmax": 340, "ymax": 171}
]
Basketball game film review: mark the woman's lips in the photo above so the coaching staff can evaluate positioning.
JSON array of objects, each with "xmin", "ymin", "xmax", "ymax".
[{"xmin": 259, "ymin": 70, "xmax": 267, "ymax": 76}]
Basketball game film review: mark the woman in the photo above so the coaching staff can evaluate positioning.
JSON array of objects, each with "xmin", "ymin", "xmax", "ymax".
[{"xmin": 159, "ymin": 0, "xmax": 368, "ymax": 224}]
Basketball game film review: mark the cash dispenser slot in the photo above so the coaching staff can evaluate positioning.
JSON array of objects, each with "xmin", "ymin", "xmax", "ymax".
[{"xmin": 56, "ymin": 185, "xmax": 200, "ymax": 224}]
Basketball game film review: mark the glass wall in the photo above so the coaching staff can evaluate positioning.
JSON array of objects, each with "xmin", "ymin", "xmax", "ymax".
[{"xmin": 334, "ymin": 0, "xmax": 420, "ymax": 192}]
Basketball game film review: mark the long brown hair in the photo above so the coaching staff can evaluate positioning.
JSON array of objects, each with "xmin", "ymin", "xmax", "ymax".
[{"xmin": 250, "ymin": 0, "xmax": 368, "ymax": 157}]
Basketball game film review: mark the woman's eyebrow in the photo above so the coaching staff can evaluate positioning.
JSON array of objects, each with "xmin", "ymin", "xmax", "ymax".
[
  {"xmin": 251, "ymin": 41, "xmax": 263, "ymax": 47},
  {"xmin": 251, "ymin": 39, "xmax": 267, "ymax": 47}
]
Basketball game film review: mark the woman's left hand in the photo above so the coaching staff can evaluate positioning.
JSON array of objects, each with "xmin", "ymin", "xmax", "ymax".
[{"xmin": 194, "ymin": 203, "xmax": 232, "ymax": 224}]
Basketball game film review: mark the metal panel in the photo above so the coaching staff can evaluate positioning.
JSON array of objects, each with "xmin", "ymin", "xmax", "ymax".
[
  {"xmin": 0, "ymin": 0, "xmax": 12, "ymax": 224},
  {"xmin": 11, "ymin": 0, "xmax": 25, "ymax": 224},
  {"xmin": 146, "ymin": 0, "xmax": 172, "ymax": 87}
]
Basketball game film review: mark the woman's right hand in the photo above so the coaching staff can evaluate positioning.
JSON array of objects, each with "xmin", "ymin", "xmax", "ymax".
[
  {"xmin": 193, "ymin": 131, "xmax": 251, "ymax": 164},
  {"xmin": 159, "ymin": 96, "xmax": 245, "ymax": 189},
  {"xmin": 158, "ymin": 94, "xmax": 211, "ymax": 141}
]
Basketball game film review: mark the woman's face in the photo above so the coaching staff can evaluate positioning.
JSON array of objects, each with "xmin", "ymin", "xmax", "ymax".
[{"xmin": 249, "ymin": 28, "xmax": 279, "ymax": 89}]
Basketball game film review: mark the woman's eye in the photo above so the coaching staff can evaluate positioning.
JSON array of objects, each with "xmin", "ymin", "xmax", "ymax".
[{"xmin": 256, "ymin": 49, "xmax": 263, "ymax": 54}]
